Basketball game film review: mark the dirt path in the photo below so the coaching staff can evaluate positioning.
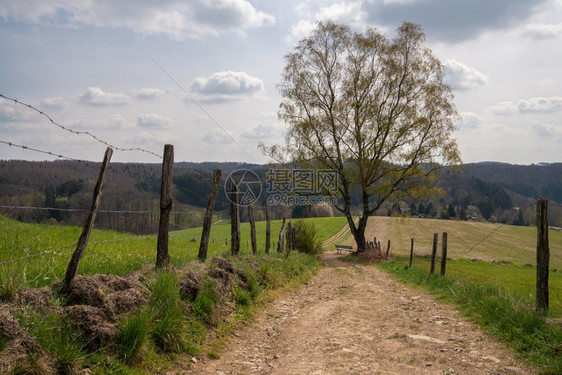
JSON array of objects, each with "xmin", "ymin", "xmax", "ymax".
[{"xmin": 187, "ymin": 253, "xmax": 532, "ymax": 375}]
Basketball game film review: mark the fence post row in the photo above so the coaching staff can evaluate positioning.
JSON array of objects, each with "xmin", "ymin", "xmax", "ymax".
[
  {"xmin": 430, "ymin": 232, "xmax": 438, "ymax": 275},
  {"xmin": 156, "ymin": 144, "xmax": 174, "ymax": 269},
  {"xmin": 62, "ymin": 147, "xmax": 113, "ymax": 293},
  {"xmin": 198, "ymin": 168, "xmax": 222, "ymax": 262},
  {"xmin": 536, "ymin": 197, "xmax": 549, "ymax": 313},
  {"xmin": 230, "ymin": 181, "xmax": 240, "ymax": 255}
]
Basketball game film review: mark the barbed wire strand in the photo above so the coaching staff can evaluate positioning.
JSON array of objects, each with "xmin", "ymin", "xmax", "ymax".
[
  {"xmin": 0, "ymin": 140, "xmax": 101, "ymax": 170},
  {"xmin": 0, "ymin": 94, "xmax": 162, "ymax": 159}
]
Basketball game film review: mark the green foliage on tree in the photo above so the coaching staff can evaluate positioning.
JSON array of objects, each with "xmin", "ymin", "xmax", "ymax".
[{"xmin": 263, "ymin": 21, "xmax": 461, "ymax": 250}]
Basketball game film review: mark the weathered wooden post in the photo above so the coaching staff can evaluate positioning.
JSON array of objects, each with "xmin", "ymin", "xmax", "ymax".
[
  {"xmin": 230, "ymin": 181, "xmax": 240, "ymax": 255},
  {"xmin": 440, "ymin": 232, "xmax": 448, "ymax": 277},
  {"xmin": 198, "ymin": 168, "xmax": 222, "ymax": 262},
  {"xmin": 385, "ymin": 239, "xmax": 391, "ymax": 258},
  {"xmin": 62, "ymin": 147, "xmax": 112, "ymax": 292},
  {"xmin": 409, "ymin": 238, "xmax": 414, "ymax": 268},
  {"xmin": 430, "ymin": 233, "xmax": 438, "ymax": 274},
  {"xmin": 536, "ymin": 197, "xmax": 549, "ymax": 313},
  {"xmin": 248, "ymin": 204, "xmax": 257, "ymax": 255},
  {"xmin": 265, "ymin": 205, "xmax": 271, "ymax": 254},
  {"xmin": 156, "ymin": 144, "xmax": 174, "ymax": 269},
  {"xmin": 277, "ymin": 217, "xmax": 286, "ymax": 253}
]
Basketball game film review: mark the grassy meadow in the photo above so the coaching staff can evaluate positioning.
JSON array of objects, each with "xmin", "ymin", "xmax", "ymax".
[
  {"xmin": 338, "ymin": 216, "xmax": 562, "ymax": 317},
  {"xmin": 0, "ymin": 215, "xmax": 348, "ymax": 289}
]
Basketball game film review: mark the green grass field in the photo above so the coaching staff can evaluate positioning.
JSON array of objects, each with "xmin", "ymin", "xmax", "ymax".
[
  {"xmin": 0, "ymin": 215, "xmax": 348, "ymax": 289},
  {"xmin": 338, "ymin": 216, "xmax": 562, "ymax": 318}
]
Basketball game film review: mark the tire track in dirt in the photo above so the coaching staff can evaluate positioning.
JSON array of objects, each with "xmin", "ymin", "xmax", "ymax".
[{"xmin": 186, "ymin": 253, "xmax": 532, "ymax": 375}]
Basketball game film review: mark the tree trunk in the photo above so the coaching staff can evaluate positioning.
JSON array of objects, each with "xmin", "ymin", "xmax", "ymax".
[{"xmin": 347, "ymin": 213, "xmax": 368, "ymax": 251}]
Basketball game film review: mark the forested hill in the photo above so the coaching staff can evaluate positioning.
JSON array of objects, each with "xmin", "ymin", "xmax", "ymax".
[
  {"xmin": 462, "ymin": 162, "xmax": 562, "ymax": 203},
  {"xmin": 0, "ymin": 160, "xmax": 561, "ymax": 230}
]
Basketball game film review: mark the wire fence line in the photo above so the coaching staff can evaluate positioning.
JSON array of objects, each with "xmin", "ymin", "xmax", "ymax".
[{"xmin": 0, "ymin": 94, "xmax": 162, "ymax": 159}]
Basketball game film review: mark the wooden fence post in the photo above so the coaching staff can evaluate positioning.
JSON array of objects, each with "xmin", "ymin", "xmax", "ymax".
[
  {"xmin": 409, "ymin": 238, "xmax": 414, "ymax": 268},
  {"xmin": 62, "ymin": 147, "xmax": 113, "ymax": 292},
  {"xmin": 536, "ymin": 197, "xmax": 549, "ymax": 313},
  {"xmin": 385, "ymin": 239, "xmax": 391, "ymax": 258},
  {"xmin": 440, "ymin": 232, "xmax": 448, "ymax": 277},
  {"xmin": 156, "ymin": 144, "xmax": 174, "ymax": 269},
  {"xmin": 230, "ymin": 181, "xmax": 240, "ymax": 255},
  {"xmin": 248, "ymin": 204, "xmax": 257, "ymax": 255},
  {"xmin": 277, "ymin": 217, "xmax": 286, "ymax": 253},
  {"xmin": 430, "ymin": 233, "xmax": 438, "ymax": 274},
  {"xmin": 265, "ymin": 205, "xmax": 271, "ymax": 254},
  {"xmin": 198, "ymin": 168, "xmax": 222, "ymax": 262}
]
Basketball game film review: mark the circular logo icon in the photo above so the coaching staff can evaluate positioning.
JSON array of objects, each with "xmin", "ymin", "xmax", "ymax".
[{"xmin": 224, "ymin": 169, "xmax": 262, "ymax": 206}]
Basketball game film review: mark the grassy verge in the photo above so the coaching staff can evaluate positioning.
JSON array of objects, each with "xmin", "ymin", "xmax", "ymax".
[
  {"xmin": 4, "ymin": 251, "xmax": 322, "ymax": 374},
  {"xmin": 377, "ymin": 259, "xmax": 562, "ymax": 375},
  {"xmin": 404, "ymin": 256, "xmax": 562, "ymax": 317}
]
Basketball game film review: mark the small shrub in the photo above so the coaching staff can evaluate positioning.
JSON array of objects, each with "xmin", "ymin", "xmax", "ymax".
[
  {"xmin": 233, "ymin": 286, "xmax": 251, "ymax": 308},
  {"xmin": 20, "ymin": 310, "xmax": 85, "ymax": 375},
  {"xmin": 294, "ymin": 220, "xmax": 323, "ymax": 255},
  {"xmin": 117, "ymin": 308, "xmax": 151, "ymax": 363},
  {"xmin": 192, "ymin": 280, "xmax": 220, "ymax": 324},
  {"xmin": 149, "ymin": 270, "xmax": 187, "ymax": 353},
  {"xmin": 0, "ymin": 268, "xmax": 23, "ymax": 302}
]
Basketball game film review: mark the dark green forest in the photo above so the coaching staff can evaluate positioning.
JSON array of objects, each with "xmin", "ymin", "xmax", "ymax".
[{"xmin": 1, "ymin": 160, "xmax": 561, "ymax": 233}]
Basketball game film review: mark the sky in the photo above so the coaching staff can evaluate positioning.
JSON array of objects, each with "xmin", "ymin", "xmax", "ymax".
[{"xmin": 0, "ymin": 0, "xmax": 561, "ymax": 165}]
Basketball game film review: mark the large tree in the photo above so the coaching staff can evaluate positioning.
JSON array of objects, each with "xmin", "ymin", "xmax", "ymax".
[{"xmin": 269, "ymin": 21, "xmax": 461, "ymax": 251}]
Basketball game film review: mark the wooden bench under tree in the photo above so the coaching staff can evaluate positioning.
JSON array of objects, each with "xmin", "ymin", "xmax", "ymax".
[{"xmin": 335, "ymin": 244, "xmax": 354, "ymax": 254}]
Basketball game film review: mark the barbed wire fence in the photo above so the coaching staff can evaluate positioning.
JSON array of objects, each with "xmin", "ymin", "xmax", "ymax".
[{"xmin": 0, "ymin": 94, "xmax": 248, "ymax": 289}]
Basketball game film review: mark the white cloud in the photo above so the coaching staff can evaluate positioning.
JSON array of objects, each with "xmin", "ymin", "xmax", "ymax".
[
  {"xmin": 40, "ymin": 96, "xmax": 68, "ymax": 110},
  {"xmin": 202, "ymin": 130, "xmax": 235, "ymax": 144},
  {"xmin": 191, "ymin": 71, "xmax": 264, "ymax": 101},
  {"xmin": 0, "ymin": 0, "xmax": 274, "ymax": 40},
  {"xmin": 287, "ymin": 2, "xmax": 367, "ymax": 42},
  {"xmin": 0, "ymin": 98, "xmax": 32, "ymax": 122},
  {"xmin": 79, "ymin": 87, "xmax": 130, "ymax": 106},
  {"xmin": 523, "ymin": 23, "xmax": 562, "ymax": 39},
  {"xmin": 130, "ymin": 88, "xmax": 166, "ymax": 100},
  {"xmin": 532, "ymin": 121, "xmax": 562, "ymax": 137},
  {"xmin": 137, "ymin": 113, "xmax": 172, "ymax": 129},
  {"xmin": 518, "ymin": 97, "xmax": 562, "ymax": 113},
  {"xmin": 107, "ymin": 114, "xmax": 129, "ymax": 129},
  {"xmin": 445, "ymin": 60, "xmax": 488, "ymax": 91},
  {"xmin": 242, "ymin": 122, "xmax": 285, "ymax": 140},
  {"xmin": 488, "ymin": 101, "xmax": 519, "ymax": 115},
  {"xmin": 458, "ymin": 112, "xmax": 483, "ymax": 129},
  {"xmin": 316, "ymin": 2, "xmax": 366, "ymax": 28},
  {"xmin": 489, "ymin": 97, "xmax": 562, "ymax": 115}
]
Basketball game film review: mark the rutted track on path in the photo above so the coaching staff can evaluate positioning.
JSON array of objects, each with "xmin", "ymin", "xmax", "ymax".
[
  {"xmin": 187, "ymin": 252, "xmax": 531, "ymax": 375},
  {"xmin": 321, "ymin": 218, "xmax": 358, "ymax": 249}
]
